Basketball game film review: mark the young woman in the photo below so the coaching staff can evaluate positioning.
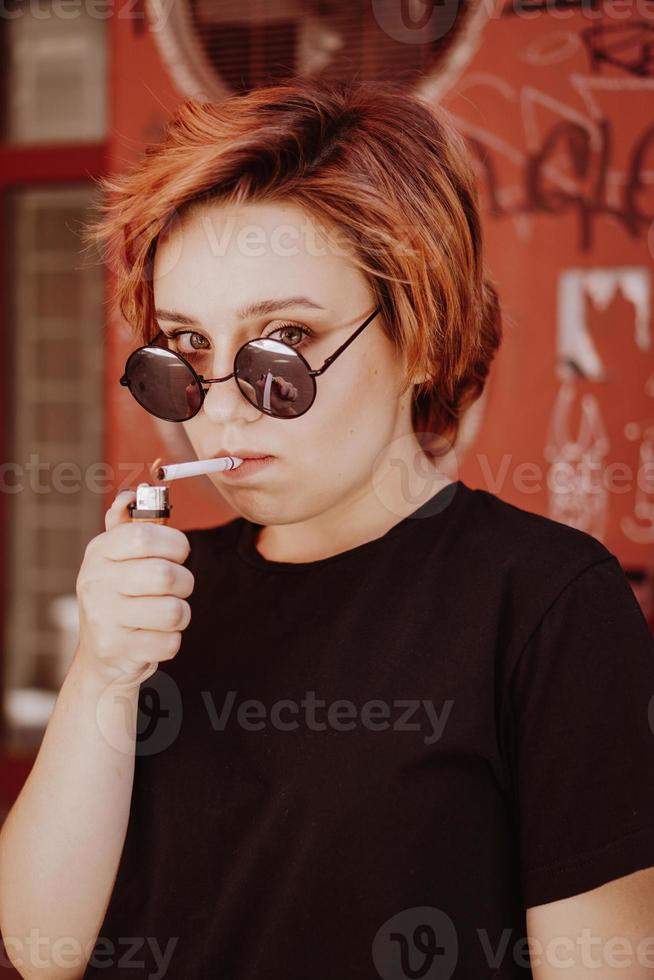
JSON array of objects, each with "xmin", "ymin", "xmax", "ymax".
[{"xmin": 2, "ymin": 77, "xmax": 654, "ymax": 980}]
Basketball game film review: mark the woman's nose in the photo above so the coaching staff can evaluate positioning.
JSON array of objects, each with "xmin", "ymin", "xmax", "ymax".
[{"xmin": 200, "ymin": 373, "xmax": 261, "ymax": 423}]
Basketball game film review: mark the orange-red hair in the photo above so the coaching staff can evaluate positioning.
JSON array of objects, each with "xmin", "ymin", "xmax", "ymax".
[{"xmin": 84, "ymin": 75, "xmax": 502, "ymax": 456}]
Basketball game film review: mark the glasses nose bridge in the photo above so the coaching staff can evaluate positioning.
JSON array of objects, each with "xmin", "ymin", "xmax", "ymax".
[
  {"xmin": 198, "ymin": 364, "xmax": 254, "ymax": 420},
  {"xmin": 193, "ymin": 330, "xmax": 249, "ymax": 385},
  {"xmin": 200, "ymin": 369, "xmax": 236, "ymax": 386},
  {"xmin": 198, "ymin": 336, "xmax": 281, "ymax": 388}
]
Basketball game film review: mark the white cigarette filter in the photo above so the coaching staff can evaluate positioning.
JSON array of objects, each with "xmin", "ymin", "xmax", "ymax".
[{"xmin": 156, "ymin": 456, "xmax": 244, "ymax": 481}]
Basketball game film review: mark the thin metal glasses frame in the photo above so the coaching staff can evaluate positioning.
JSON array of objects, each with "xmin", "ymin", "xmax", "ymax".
[{"xmin": 120, "ymin": 305, "xmax": 381, "ymax": 421}]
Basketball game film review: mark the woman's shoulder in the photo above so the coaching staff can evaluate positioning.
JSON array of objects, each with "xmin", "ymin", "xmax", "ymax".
[
  {"xmin": 461, "ymin": 481, "xmax": 614, "ymax": 573},
  {"xmin": 450, "ymin": 483, "xmax": 620, "ymax": 643}
]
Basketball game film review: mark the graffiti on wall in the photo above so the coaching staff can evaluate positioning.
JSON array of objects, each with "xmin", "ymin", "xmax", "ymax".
[
  {"xmin": 443, "ymin": 0, "xmax": 654, "ymax": 550},
  {"xmin": 546, "ymin": 267, "xmax": 651, "ymax": 539}
]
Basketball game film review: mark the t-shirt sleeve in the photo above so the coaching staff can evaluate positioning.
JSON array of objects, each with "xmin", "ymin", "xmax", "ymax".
[{"xmin": 508, "ymin": 554, "xmax": 654, "ymax": 908}]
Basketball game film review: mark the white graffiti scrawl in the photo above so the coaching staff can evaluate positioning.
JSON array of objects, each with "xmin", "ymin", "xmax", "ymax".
[
  {"xmin": 557, "ymin": 267, "xmax": 650, "ymax": 381},
  {"xmin": 545, "ymin": 266, "xmax": 651, "ymax": 540},
  {"xmin": 545, "ymin": 378, "xmax": 610, "ymax": 538},
  {"xmin": 623, "ymin": 374, "xmax": 654, "ymax": 545}
]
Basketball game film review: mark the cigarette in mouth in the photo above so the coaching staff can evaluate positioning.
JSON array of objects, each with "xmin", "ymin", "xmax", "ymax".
[{"xmin": 155, "ymin": 456, "xmax": 244, "ymax": 481}]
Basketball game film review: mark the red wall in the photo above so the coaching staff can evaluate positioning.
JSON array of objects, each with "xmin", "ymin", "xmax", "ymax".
[{"xmin": 107, "ymin": 7, "xmax": 654, "ymax": 567}]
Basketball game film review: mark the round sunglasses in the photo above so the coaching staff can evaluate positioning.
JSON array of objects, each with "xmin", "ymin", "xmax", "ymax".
[{"xmin": 120, "ymin": 306, "xmax": 381, "ymax": 421}]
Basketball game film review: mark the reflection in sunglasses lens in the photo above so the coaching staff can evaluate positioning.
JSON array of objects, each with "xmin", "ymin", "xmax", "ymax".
[{"xmin": 235, "ymin": 339, "xmax": 315, "ymax": 418}]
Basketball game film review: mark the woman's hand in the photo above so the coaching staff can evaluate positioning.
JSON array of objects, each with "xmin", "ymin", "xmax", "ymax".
[
  {"xmin": 253, "ymin": 373, "xmax": 300, "ymax": 416},
  {"xmin": 74, "ymin": 490, "xmax": 195, "ymax": 690}
]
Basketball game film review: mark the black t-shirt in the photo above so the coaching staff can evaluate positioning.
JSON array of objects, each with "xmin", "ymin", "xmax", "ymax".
[{"xmin": 84, "ymin": 479, "xmax": 654, "ymax": 979}]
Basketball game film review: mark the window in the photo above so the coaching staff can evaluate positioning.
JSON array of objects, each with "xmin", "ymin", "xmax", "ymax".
[
  {"xmin": 146, "ymin": 0, "xmax": 488, "ymax": 101},
  {"xmin": 3, "ymin": 186, "xmax": 105, "ymax": 693},
  {"xmin": 4, "ymin": 0, "xmax": 107, "ymax": 143}
]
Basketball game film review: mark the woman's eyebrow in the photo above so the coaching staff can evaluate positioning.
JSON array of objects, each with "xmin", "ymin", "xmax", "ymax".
[{"xmin": 154, "ymin": 296, "xmax": 326, "ymax": 325}]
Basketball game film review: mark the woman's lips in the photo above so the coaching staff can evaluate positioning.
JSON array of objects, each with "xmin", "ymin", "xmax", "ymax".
[{"xmin": 220, "ymin": 456, "xmax": 275, "ymax": 479}]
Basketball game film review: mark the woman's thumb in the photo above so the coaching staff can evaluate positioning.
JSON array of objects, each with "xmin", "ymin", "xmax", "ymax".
[{"xmin": 105, "ymin": 488, "xmax": 137, "ymax": 532}]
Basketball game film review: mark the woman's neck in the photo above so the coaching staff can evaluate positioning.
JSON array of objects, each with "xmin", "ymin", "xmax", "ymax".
[{"xmin": 254, "ymin": 468, "xmax": 455, "ymax": 564}]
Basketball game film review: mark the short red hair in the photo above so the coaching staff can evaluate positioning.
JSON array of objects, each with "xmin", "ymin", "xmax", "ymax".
[{"xmin": 85, "ymin": 75, "xmax": 502, "ymax": 456}]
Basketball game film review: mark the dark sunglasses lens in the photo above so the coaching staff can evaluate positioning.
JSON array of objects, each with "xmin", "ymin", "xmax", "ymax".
[
  {"xmin": 124, "ymin": 347, "xmax": 202, "ymax": 421},
  {"xmin": 235, "ymin": 339, "xmax": 315, "ymax": 418}
]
